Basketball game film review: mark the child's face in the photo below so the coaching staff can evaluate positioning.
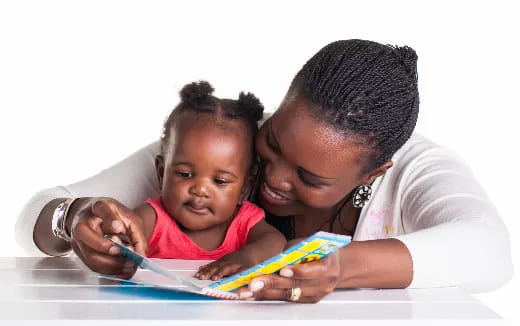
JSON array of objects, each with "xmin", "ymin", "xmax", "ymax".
[{"xmin": 157, "ymin": 115, "xmax": 252, "ymax": 231}]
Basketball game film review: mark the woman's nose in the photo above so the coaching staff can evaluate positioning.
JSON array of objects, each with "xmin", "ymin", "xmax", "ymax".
[
  {"xmin": 189, "ymin": 181, "xmax": 210, "ymax": 198},
  {"xmin": 264, "ymin": 160, "xmax": 292, "ymax": 193}
]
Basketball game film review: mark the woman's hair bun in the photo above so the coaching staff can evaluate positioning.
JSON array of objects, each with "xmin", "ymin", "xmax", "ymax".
[
  {"xmin": 392, "ymin": 45, "xmax": 418, "ymax": 78},
  {"xmin": 238, "ymin": 92, "xmax": 264, "ymax": 122},
  {"xmin": 180, "ymin": 80, "xmax": 214, "ymax": 104}
]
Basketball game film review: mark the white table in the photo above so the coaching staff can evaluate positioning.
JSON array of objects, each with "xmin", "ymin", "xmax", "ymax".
[{"xmin": 0, "ymin": 257, "xmax": 501, "ymax": 325}]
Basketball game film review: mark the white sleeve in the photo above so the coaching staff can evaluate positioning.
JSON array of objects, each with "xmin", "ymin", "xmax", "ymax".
[
  {"xmin": 15, "ymin": 141, "xmax": 161, "ymax": 256},
  {"xmin": 393, "ymin": 147, "xmax": 514, "ymax": 293}
]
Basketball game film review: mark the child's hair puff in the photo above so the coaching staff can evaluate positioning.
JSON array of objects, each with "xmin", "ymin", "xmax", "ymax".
[{"xmin": 161, "ymin": 81, "xmax": 264, "ymax": 154}]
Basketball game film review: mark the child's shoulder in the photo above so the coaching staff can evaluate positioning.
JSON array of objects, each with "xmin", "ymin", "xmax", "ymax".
[
  {"xmin": 239, "ymin": 200, "xmax": 264, "ymax": 216},
  {"xmin": 232, "ymin": 201, "xmax": 265, "ymax": 229},
  {"xmin": 134, "ymin": 202, "xmax": 158, "ymax": 242}
]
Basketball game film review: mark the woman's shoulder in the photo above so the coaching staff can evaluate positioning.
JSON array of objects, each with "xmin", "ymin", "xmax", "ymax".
[
  {"xmin": 391, "ymin": 133, "xmax": 468, "ymax": 172},
  {"xmin": 374, "ymin": 133, "xmax": 477, "ymax": 197},
  {"xmin": 392, "ymin": 133, "xmax": 439, "ymax": 161}
]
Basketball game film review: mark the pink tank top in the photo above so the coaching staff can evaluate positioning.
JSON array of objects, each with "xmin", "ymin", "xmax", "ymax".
[{"xmin": 146, "ymin": 197, "xmax": 265, "ymax": 259}]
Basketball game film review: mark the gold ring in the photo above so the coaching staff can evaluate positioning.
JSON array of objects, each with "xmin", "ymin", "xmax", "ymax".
[{"xmin": 289, "ymin": 287, "xmax": 302, "ymax": 301}]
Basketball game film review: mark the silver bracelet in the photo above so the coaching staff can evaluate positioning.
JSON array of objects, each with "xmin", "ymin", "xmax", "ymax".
[{"xmin": 51, "ymin": 198, "xmax": 78, "ymax": 242}]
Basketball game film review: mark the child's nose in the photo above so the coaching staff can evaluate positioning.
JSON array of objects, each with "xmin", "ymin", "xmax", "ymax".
[{"xmin": 189, "ymin": 181, "xmax": 210, "ymax": 198}]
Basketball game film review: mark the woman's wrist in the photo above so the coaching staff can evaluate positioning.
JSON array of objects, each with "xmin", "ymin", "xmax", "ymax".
[
  {"xmin": 33, "ymin": 197, "xmax": 93, "ymax": 256},
  {"xmin": 65, "ymin": 197, "xmax": 92, "ymax": 237},
  {"xmin": 33, "ymin": 198, "xmax": 73, "ymax": 256},
  {"xmin": 338, "ymin": 238, "xmax": 413, "ymax": 289}
]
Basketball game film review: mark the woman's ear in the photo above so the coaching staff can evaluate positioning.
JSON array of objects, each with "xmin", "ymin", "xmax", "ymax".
[
  {"xmin": 155, "ymin": 155, "xmax": 165, "ymax": 191},
  {"xmin": 363, "ymin": 160, "xmax": 393, "ymax": 185}
]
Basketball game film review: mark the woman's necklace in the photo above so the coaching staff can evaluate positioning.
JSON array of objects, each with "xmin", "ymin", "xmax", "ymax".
[{"xmin": 326, "ymin": 193, "xmax": 360, "ymax": 236}]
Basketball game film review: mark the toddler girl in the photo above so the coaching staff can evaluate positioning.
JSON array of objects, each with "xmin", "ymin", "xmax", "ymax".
[{"xmin": 133, "ymin": 81, "xmax": 285, "ymax": 280}]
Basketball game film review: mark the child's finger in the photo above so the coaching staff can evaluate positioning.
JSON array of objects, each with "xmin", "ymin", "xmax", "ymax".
[
  {"xmin": 198, "ymin": 263, "xmax": 211, "ymax": 271},
  {"xmin": 212, "ymin": 263, "xmax": 243, "ymax": 280},
  {"xmin": 195, "ymin": 262, "xmax": 214, "ymax": 275},
  {"xmin": 195, "ymin": 263, "xmax": 220, "ymax": 280}
]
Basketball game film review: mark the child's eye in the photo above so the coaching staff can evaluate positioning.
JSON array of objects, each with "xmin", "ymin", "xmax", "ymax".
[
  {"xmin": 214, "ymin": 178, "xmax": 230, "ymax": 186},
  {"xmin": 176, "ymin": 171, "xmax": 192, "ymax": 178}
]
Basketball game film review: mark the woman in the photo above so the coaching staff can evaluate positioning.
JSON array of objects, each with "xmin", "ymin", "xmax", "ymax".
[{"xmin": 17, "ymin": 39, "xmax": 513, "ymax": 302}]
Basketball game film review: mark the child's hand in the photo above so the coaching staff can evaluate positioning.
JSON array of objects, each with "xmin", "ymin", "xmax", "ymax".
[{"xmin": 194, "ymin": 251, "xmax": 252, "ymax": 281}]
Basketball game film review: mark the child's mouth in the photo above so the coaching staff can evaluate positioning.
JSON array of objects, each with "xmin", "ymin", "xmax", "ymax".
[{"xmin": 184, "ymin": 202, "xmax": 212, "ymax": 215}]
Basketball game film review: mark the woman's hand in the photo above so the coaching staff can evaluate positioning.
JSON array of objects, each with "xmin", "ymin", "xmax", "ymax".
[
  {"xmin": 69, "ymin": 198, "xmax": 148, "ymax": 279},
  {"xmin": 237, "ymin": 251, "xmax": 342, "ymax": 303}
]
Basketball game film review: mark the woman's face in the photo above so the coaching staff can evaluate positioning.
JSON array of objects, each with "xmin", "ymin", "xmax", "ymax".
[{"xmin": 255, "ymin": 97, "xmax": 377, "ymax": 217}]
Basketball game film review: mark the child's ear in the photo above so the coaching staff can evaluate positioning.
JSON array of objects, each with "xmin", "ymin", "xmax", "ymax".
[
  {"xmin": 155, "ymin": 155, "xmax": 165, "ymax": 191},
  {"xmin": 238, "ymin": 175, "xmax": 255, "ymax": 205}
]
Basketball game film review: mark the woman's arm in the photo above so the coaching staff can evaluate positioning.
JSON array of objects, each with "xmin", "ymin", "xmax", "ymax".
[
  {"xmin": 394, "ymin": 146, "xmax": 513, "ymax": 293},
  {"xmin": 16, "ymin": 141, "xmax": 161, "ymax": 256},
  {"xmin": 238, "ymin": 140, "xmax": 513, "ymax": 301},
  {"xmin": 237, "ymin": 238, "xmax": 412, "ymax": 302}
]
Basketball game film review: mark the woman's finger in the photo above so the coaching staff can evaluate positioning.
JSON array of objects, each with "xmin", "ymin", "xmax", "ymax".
[
  {"xmin": 73, "ymin": 239, "xmax": 129, "ymax": 275},
  {"xmin": 76, "ymin": 235, "xmax": 137, "ymax": 279},
  {"xmin": 243, "ymin": 288, "xmax": 311, "ymax": 302},
  {"xmin": 124, "ymin": 216, "xmax": 148, "ymax": 256},
  {"xmin": 85, "ymin": 216, "xmax": 104, "ymax": 234},
  {"xmin": 109, "ymin": 234, "xmax": 123, "ymax": 244},
  {"xmin": 240, "ymin": 288, "xmax": 289, "ymax": 301},
  {"xmin": 73, "ymin": 220, "xmax": 119, "ymax": 255},
  {"xmin": 114, "ymin": 259, "xmax": 139, "ymax": 280},
  {"xmin": 252, "ymin": 288, "xmax": 322, "ymax": 303},
  {"xmin": 248, "ymin": 274, "xmax": 301, "ymax": 293},
  {"xmin": 245, "ymin": 274, "xmax": 335, "ymax": 302},
  {"xmin": 92, "ymin": 199, "xmax": 128, "ymax": 234},
  {"xmin": 93, "ymin": 199, "xmax": 148, "ymax": 256},
  {"xmin": 282, "ymin": 253, "xmax": 340, "ymax": 279},
  {"xmin": 282, "ymin": 259, "xmax": 331, "ymax": 278}
]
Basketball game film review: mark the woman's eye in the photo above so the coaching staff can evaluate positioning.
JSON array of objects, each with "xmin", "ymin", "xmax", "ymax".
[
  {"xmin": 265, "ymin": 133, "xmax": 281, "ymax": 154},
  {"xmin": 176, "ymin": 171, "xmax": 192, "ymax": 178},
  {"xmin": 297, "ymin": 169, "xmax": 319, "ymax": 188},
  {"xmin": 214, "ymin": 178, "xmax": 230, "ymax": 186}
]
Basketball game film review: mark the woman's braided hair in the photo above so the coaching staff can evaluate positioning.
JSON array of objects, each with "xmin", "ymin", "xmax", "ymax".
[
  {"xmin": 290, "ymin": 39, "xmax": 419, "ymax": 172},
  {"xmin": 161, "ymin": 81, "xmax": 264, "ymax": 154}
]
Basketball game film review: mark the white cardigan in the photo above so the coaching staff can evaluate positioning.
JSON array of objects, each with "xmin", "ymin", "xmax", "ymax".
[{"xmin": 15, "ymin": 132, "xmax": 513, "ymax": 293}]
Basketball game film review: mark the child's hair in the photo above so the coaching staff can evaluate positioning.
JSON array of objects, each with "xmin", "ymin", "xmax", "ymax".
[{"xmin": 161, "ymin": 81, "xmax": 264, "ymax": 155}]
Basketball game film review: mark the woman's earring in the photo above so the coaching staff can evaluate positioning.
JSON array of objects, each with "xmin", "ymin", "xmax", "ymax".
[{"xmin": 352, "ymin": 185, "xmax": 372, "ymax": 208}]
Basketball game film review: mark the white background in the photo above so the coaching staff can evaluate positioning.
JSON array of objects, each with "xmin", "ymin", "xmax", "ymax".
[{"xmin": 0, "ymin": 0, "xmax": 518, "ymax": 322}]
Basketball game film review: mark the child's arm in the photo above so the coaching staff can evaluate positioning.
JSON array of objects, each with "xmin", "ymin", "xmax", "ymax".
[{"xmin": 195, "ymin": 220, "xmax": 286, "ymax": 280}]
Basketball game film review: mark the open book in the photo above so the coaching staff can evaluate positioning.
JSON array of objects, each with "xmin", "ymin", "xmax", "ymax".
[{"xmin": 100, "ymin": 231, "xmax": 351, "ymax": 300}]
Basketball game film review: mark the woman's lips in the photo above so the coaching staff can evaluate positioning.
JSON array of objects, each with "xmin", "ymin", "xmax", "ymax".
[{"xmin": 260, "ymin": 182, "xmax": 291, "ymax": 204}]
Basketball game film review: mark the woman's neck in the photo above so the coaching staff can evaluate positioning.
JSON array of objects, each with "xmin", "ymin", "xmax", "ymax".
[{"xmin": 294, "ymin": 203, "xmax": 361, "ymax": 238}]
